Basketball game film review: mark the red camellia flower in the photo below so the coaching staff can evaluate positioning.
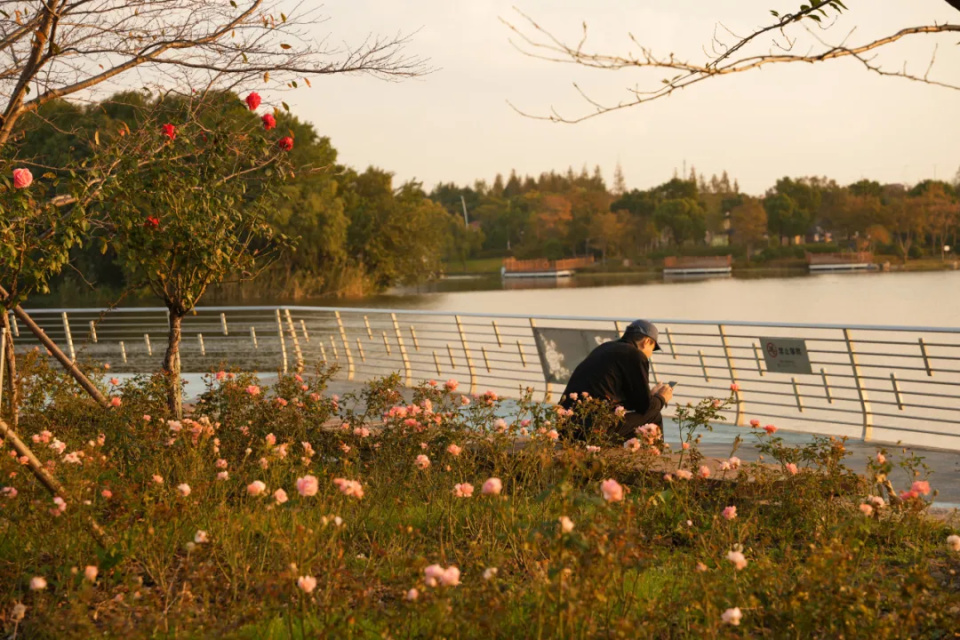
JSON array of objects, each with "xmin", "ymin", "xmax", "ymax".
[
  {"xmin": 161, "ymin": 124, "xmax": 176, "ymax": 140},
  {"xmin": 245, "ymin": 92, "xmax": 261, "ymax": 111},
  {"xmin": 144, "ymin": 216, "xmax": 160, "ymax": 229},
  {"xmin": 12, "ymin": 168, "xmax": 33, "ymax": 189},
  {"xmin": 277, "ymin": 136, "xmax": 294, "ymax": 151},
  {"xmin": 261, "ymin": 113, "xmax": 276, "ymax": 131}
]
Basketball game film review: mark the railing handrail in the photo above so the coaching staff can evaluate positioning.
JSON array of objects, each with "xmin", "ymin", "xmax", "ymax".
[{"xmin": 19, "ymin": 305, "xmax": 960, "ymax": 335}]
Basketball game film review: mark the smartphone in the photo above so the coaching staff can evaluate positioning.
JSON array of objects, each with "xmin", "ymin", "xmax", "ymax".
[{"xmin": 667, "ymin": 381, "xmax": 678, "ymax": 388}]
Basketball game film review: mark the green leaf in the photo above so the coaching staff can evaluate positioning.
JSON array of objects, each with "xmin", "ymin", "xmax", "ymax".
[
  {"xmin": 229, "ymin": 0, "xmax": 237, "ymax": 7},
  {"xmin": 282, "ymin": 101, "xmax": 289, "ymax": 112}
]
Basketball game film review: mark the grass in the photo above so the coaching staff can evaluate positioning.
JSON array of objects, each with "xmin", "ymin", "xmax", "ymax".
[{"xmin": 1, "ymin": 358, "xmax": 959, "ymax": 638}]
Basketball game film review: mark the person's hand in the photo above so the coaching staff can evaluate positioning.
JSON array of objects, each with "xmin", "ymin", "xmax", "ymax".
[{"xmin": 654, "ymin": 383, "xmax": 673, "ymax": 405}]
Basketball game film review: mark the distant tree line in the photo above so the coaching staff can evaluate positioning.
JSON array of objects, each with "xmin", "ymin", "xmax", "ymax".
[{"xmin": 431, "ymin": 165, "xmax": 960, "ymax": 266}]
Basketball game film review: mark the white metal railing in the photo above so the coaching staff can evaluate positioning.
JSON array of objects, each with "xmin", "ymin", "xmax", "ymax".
[{"xmin": 4, "ymin": 306, "xmax": 960, "ymax": 451}]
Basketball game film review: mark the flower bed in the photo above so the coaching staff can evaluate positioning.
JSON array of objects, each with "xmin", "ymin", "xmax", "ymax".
[{"xmin": 1, "ymin": 354, "xmax": 958, "ymax": 637}]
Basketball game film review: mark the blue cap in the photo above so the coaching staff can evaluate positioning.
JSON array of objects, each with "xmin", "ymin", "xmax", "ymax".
[{"xmin": 624, "ymin": 319, "xmax": 661, "ymax": 351}]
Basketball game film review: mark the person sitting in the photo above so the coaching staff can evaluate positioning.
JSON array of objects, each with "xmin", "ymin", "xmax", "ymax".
[{"xmin": 560, "ymin": 319, "xmax": 673, "ymax": 442}]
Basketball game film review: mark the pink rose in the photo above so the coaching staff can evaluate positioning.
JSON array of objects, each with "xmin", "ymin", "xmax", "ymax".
[
  {"xmin": 481, "ymin": 477, "xmax": 502, "ymax": 496},
  {"xmin": 600, "ymin": 478, "xmax": 624, "ymax": 502},
  {"xmin": 12, "ymin": 168, "xmax": 33, "ymax": 189},
  {"xmin": 247, "ymin": 480, "xmax": 267, "ymax": 496},
  {"xmin": 296, "ymin": 475, "xmax": 319, "ymax": 497},
  {"xmin": 297, "ymin": 575, "xmax": 317, "ymax": 593},
  {"xmin": 721, "ymin": 505, "xmax": 737, "ymax": 520}
]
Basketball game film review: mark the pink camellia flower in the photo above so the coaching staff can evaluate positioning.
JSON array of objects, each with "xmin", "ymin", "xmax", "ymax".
[
  {"xmin": 161, "ymin": 123, "xmax": 176, "ymax": 140},
  {"xmin": 415, "ymin": 454, "xmax": 431, "ymax": 470},
  {"xmin": 947, "ymin": 534, "xmax": 960, "ymax": 552},
  {"xmin": 109, "ymin": 377, "xmax": 120, "ymax": 386},
  {"xmin": 481, "ymin": 477, "xmax": 503, "ymax": 496},
  {"xmin": 405, "ymin": 588, "xmax": 419, "ymax": 601},
  {"xmin": 764, "ymin": 424, "xmax": 778, "ymax": 435},
  {"xmin": 274, "ymin": 488, "xmax": 289, "ymax": 504},
  {"xmin": 333, "ymin": 478, "xmax": 364, "ymax": 499},
  {"xmin": 177, "ymin": 483, "xmax": 190, "ymax": 496},
  {"xmin": 245, "ymin": 92, "xmax": 261, "ymax": 110},
  {"xmin": 699, "ymin": 465, "xmax": 711, "ymax": 479},
  {"xmin": 12, "ymin": 167, "xmax": 33, "ymax": 189},
  {"xmin": 277, "ymin": 136, "xmax": 294, "ymax": 151},
  {"xmin": 600, "ymin": 478, "xmax": 624, "ymax": 502},
  {"xmin": 726, "ymin": 550, "xmax": 748, "ymax": 570},
  {"xmin": 721, "ymin": 607, "xmax": 742, "ymax": 626},
  {"xmin": 859, "ymin": 503, "xmax": 874, "ymax": 516},
  {"xmin": 676, "ymin": 469, "xmax": 693, "ymax": 480},
  {"xmin": 730, "ymin": 383, "xmax": 740, "ymax": 392},
  {"xmin": 296, "ymin": 475, "xmax": 319, "ymax": 497},
  {"xmin": 110, "ymin": 397, "xmax": 122, "ymax": 408},
  {"xmin": 722, "ymin": 506, "xmax": 737, "ymax": 520},
  {"xmin": 297, "ymin": 575, "xmax": 317, "ymax": 593},
  {"xmin": 84, "ymin": 565, "xmax": 99, "ymax": 582},
  {"xmin": 444, "ymin": 379, "xmax": 459, "ymax": 392},
  {"xmin": 749, "ymin": 419, "xmax": 760, "ymax": 427},
  {"xmin": 246, "ymin": 385, "xmax": 261, "ymax": 396},
  {"xmin": 453, "ymin": 483, "xmax": 474, "ymax": 498},
  {"xmin": 246, "ymin": 480, "xmax": 267, "ymax": 496},
  {"xmin": 29, "ymin": 576, "xmax": 47, "ymax": 591},
  {"xmin": 559, "ymin": 516, "xmax": 575, "ymax": 533},
  {"xmin": 911, "ymin": 480, "xmax": 931, "ymax": 496},
  {"xmin": 194, "ymin": 530, "xmax": 209, "ymax": 544},
  {"xmin": 446, "ymin": 443, "xmax": 462, "ymax": 457}
]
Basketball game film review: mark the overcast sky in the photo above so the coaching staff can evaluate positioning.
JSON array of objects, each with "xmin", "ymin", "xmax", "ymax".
[{"xmin": 280, "ymin": 1, "xmax": 960, "ymax": 195}]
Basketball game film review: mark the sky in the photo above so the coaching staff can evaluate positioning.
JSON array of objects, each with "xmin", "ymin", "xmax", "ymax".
[{"xmin": 278, "ymin": 1, "xmax": 960, "ymax": 195}]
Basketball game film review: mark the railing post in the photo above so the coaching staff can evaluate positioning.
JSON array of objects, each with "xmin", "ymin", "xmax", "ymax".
[
  {"xmin": 275, "ymin": 309, "xmax": 288, "ymax": 375},
  {"xmin": 284, "ymin": 309, "xmax": 304, "ymax": 373},
  {"xmin": 221, "ymin": 312, "xmax": 229, "ymax": 336},
  {"xmin": 335, "ymin": 311, "xmax": 354, "ymax": 380},
  {"xmin": 0, "ymin": 327, "xmax": 6, "ymax": 412},
  {"xmin": 718, "ymin": 324, "xmax": 743, "ymax": 425},
  {"xmin": 198, "ymin": 334, "xmax": 206, "ymax": 356},
  {"xmin": 843, "ymin": 328, "xmax": 872, "ymax": 441},
  {"xmin": 9, "ymin": 313, "xmax": 18, "ymax": 337},
  {"xmin": 144, "ymin": 334, "xmax": 152, "ymax": 357},
  {"xmin": 300, "ymin": 319, "xmax": 310, "ymax": 343},
  {"xmin": 62, "ymin": 312, "xmax": 75, "ymax": 362},
  {"xmin": 455, "ymin": 315, "xmax": 477, "ymax": 396},
  {"xmin": 120, "ymin": 341, "xmax": 127, "ymax": 364},
  {"xmin": 392, "ymin": 313, "xmax": 412, "ymax": 386},
  {"xmin": 530, "ymin": 317, "xmax": 552, "ymax": 403},
  {"xmin": 250, "ymin": 327, "xmax": 258, "ymax": 349},
  {"xmin": 89, "ymin": 320, "xmax": 98, "ymax": 343}
]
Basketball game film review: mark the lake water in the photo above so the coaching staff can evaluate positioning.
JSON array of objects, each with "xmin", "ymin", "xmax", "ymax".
[{"xmin": 346, "ymin": 270, "xmax": 960, "ymax": 328}]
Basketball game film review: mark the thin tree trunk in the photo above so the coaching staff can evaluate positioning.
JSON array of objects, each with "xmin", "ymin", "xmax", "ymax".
[
  {"xmin": 1, "ymin": 311, "xmax": 18, "ymax": 427},
  {"xmin": 164, "ymin": 311, "xmax": 184, "ymax": 420}
]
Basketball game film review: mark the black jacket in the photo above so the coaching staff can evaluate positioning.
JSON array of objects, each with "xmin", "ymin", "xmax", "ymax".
[{"xmin": 560, "ymin": 338, "xmax": 665, "ymax": 424}]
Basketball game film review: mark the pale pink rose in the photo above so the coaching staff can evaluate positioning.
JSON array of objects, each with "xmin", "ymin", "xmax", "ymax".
[
  {"xmin": 547, "ymin": 429, "xmax": 559, "ymax": 440},
  {"xmin": 101, "ymin": 489, "xmax": 112, "ymax": 499},
  {"xmin": 460, "ymin": 395, "xmax": 470, "ymax": 406},
  {"xmin": 446, "ymin": 443, "xmax": 462, "ymax": 457},
  {"xmin": 600, "ymin": 478, "xmax": 624, "ymax": 502},
  {"xmin": 721, "ymin": 607, "xmax": 742, "ymax": 626},
  {"xmin": 152, "ymin": 475, "xmax": 164, "ymax": 485},
  {"xmin": 494, "ymin": 418, "xmax": 508, "ymax": 432},
  {"xmin": 867, "ymin": 495, "xmax": 885, "ymax": 508},
  {"xmin": 726, "ymin": 550, "xmax": 748, "ymax": 570},
  {"xmin": 415, "ymin": 454, "xmax": 431, "ymax": 470},
  {"xmin": 481, "ymin": 477, "xmax": 503, "ymax": 496},
  {"xmin": 29, "ymin": 576, "xmax": 47, "ymax": 591},
  {"xmin": 245, "ymin": 385, "xmax": 260, "ymax": 396},
  {"xmin": 439, "ymin": 566, "xmax": 460, "ymax": 587},
  {"xmin": 729, "ymin": 457, "xmax": 742, "ymax": 469},
  {"xmin": 297, "ymin": 576, "xmax": 317, "ymax": 593},
  {"xmin": 613, "ymin": 405, "xmax": 626, "ymax": 418},
  {"xmin": 1, "ymin": 487, "xmax": 18, "ymax": 498},
  {"xmin": 947, "ymin": 534, "xmax": 960, "ymax": 552},
  {"xmin": 676, "ymin": 469, "xmax": 693, "ymax": 480},
  {"xmin": 483, "ymin": 567, "xmax": 498, "ymax": 580},
  {"xmin": 246, "ymin": 480, "xmax": 267, "ymax": 496},
  {"xmin": 623, "ymin": 438, "xmax": 641, "ymax": 452},
  {"xmin": 353, "ymin": 427, "xmax": 371, "ymax": 438},
  {"xmin": 215, "ymin": 459, "xmax": 228, "ymax": 469},
  {"xmin": 699, "ymin": 465, "xmax": 711, "ymax": 479},
  {"xmin": 424, "ymin": 564, "xmax": 444, "ymax": 588},
  {"xmin": 215, "ymin": 370, "xmax": 227, "ymax": 381},
  {"xmin": 749, "ymin": 419, "xmax": 760, "ymax": 427},
  {"xmin": 110, "ymin": 397, "xmax": 122, "ymax": 407},
  {"xmin": 444, "ymin": 379, "xmax": 459, "ymax": 391},
  {"xmin": 273, "ymin": 488, "xmax": 289, "ymax": 504},
  {"xmin": 559, "ymin": 516, "xmax": 574, "ymax": 533},
  {"xmin": 194, "ymin": 530, "xmax": 209, "ymax": 544},
  {"xmin": 720, "ymin": 461, "xmax": 731, "ymax": 471},
  {"xmin": 911, "ymin": 480, "xmax": 931, "ymax": 496},
  {"xmin": 585, "ymin": 445, "xmax": 601, "ymax": 453},
  {"xmin": 764, "ymin": 424, "xmax": 778, "ymax": 435},
  {"xmin": 217, "ymin": 471, "xmax": 229, "ymax": 481},
  {"xmin": 730, "ymin": 383, "xmax": 740, "ymax": 392},
  {"xmin": 695, "ymin": 562, "xmax": 707, "ymax": 572},
  {"xmin": 681, "ymin": 442, "xmax": 690, "ymax": 450},
  {"xmin": 296, "ymin": 475, "xmax": 319, "ymax": 497},
  {"xmin": 569, "ymin": 392, "xmax": 578, "ymax": 401},
  {"xmin": 259, "ymin": 457, "xmax": 269, "ymax": 469},
  {"xmin": 12, "ymin": 168, "xmax": 33, "ymax": 189},
  {"xmin": 876, "ymin": 452, "xmax": 886, "ymax": 464},
  {"xmin": 453, "ymin": 483, "xmax": 474, "ymax": 498},
  {"xmin": 858, "ymin": 503, "xmax": 874, "ymax": 516},
  {"xmin": 84, "ymin": 565, "xmax": 99, "ymax": 582},
  {"xmin": 785, "ymin": 462, "xmax": 799, "ymax": 475},
  {"xmin": 177, "ymin": 483, "xmax": 191, "ymax": 496},
  {"xmin": 663, "ymin": 473, "xmax": 674, "ymax": 482},
  {"xmin": 405, "ymin": 588, "xmax": 419, "ymax": 601},
  {"xmin": 722, "ymin": 506, "xmax": 737, "ymax": 520},
  {"xmin": 333, "ymin": 478, "xmax": 364, "ymax": 499}
]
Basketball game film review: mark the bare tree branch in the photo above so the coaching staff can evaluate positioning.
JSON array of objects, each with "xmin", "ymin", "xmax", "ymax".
[{"xmin": 502, "ymin": 7, "xmax": 960, "ymax": 124}]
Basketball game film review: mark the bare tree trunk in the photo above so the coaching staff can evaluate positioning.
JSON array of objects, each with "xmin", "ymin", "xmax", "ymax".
[
  {"xmin": 1, "ymin": 311, "xmax": 18, "ymax": 427},
  {"xmin": 164, "ymin": 311, "xmax": 184, "ymax": 420}
]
